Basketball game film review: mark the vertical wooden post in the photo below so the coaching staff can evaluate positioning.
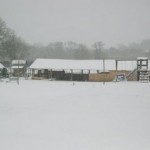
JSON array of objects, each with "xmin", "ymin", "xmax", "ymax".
[
  {"xmin": 146, "ymin": 59, "xmax": 148, "ymax": 70},
  {"xmin": 51, "ymin": 69, "xmax": 53, "ymax": 80},
  {"xmin": 88, "ymin": 70, "xmax": 90, "ymax": 81},
  {"xmin": 81, "ymin": 69, "xmax": 83, "ymax": 81},
  {"xmin": 115, "ymin": 60, "xmax": 118, "ymax": 82},
  {"xmin": 71, "ymin": 69, "xmax": 73, "ymax": 81},
  {"xmin": 116, "ymin": 60, "xmax": 118, "ymax": 71},
  {"xmin": 32, "ymin": 69, "xmax": 34, "ymax": 78},
  {"xmin": 17, "ymin": 60, "xmax": 19, "ymax": 85},
  {"xmin": 103, "ymin": 59, "xmax": 105, "ymax": 84}
]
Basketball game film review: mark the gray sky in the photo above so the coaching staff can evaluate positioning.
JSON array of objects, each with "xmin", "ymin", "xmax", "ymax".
[{"xmin": 0, "ymin": 0, "xmax": 150, "ymax": 48}]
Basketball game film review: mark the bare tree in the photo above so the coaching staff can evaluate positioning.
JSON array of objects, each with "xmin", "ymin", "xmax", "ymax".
[
  {"xmin": 93, "ymin": 41, "xmax": 104, "ymax": 59},
  {"xmin": 0, "ymin": 17, "xmax": 28, "ymax": 61}
]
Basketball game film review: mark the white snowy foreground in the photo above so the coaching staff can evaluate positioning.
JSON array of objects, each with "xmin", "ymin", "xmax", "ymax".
[{"xmin": 0, "ymin": 80, "xmax": 150, "ymax": 150}]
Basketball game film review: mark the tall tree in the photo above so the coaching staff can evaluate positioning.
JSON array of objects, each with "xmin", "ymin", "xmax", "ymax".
[
  {"xmin": 0, "ymin": 17, "xmax": 8, "ymax": 59},
  {"xmin": 0, "ymin": 17, "xmax": 28, "ymax": 61},
  {"xmin": 93, "ymin": 41, "xmax": 104, "ymax": 59}
]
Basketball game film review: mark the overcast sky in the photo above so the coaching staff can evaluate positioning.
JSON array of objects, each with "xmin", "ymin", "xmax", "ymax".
[{"xmin": 0, "ymin": 0, "xmax": 150, "ymax": 48}]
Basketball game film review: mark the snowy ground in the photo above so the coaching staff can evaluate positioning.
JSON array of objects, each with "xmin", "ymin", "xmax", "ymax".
[{"xmin": 0, "ymin": 79, "xmax": 150, "ymax": 150}]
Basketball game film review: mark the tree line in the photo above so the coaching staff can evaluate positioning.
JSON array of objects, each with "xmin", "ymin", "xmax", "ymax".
[
  {"xmin": 0, "ymin": 18, "xmax": 28, "ymax": 61},
  {"xmin": 0, "ymin": 17, "xmax": 150, "ymax": 64}
]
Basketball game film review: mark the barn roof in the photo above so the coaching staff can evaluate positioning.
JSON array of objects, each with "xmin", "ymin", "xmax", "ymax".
[
  {"xmin": 0, "ymin": 63, "xmax": 4, "ymax": 69},
  {"xmin": 29, "ymin": 58, "xmax": 144, "ymax": 71},
  {"xmin": 137, "ymin": 57, "xmax": 148, "ymax": 60},
  {"xmin": 12, "ymin": 60, "xmax": 26, "ymax": 65},
  {"xmin": 29, "ymin": 58, "xmax": 116, "ymax": 71}
]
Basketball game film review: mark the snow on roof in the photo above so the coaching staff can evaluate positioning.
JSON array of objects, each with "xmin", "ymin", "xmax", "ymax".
[
  {"xmin": 29, "ymin": 58, "xmax": 116, "ymax": 71},
  {"xmin": 137, "ymin": 57, "xmax": 148, "ymax": 60},
  {"xmin": 29, "ymin": 58, "xmax": 144, "ymax": 71},
  {"xmin": 0, "ymin": 63, "xmax": 4, "ymax": 69},
  {"xmin": 11, "ymin": 66, "xmax": 24, "ymax": 69},
  {"xmin": 117, "ymin": 60, "xmax": 137, "ymax": 70},
  {"xmin": 12, "ymin": 60, "xmax": 26, "ymax": 65}
]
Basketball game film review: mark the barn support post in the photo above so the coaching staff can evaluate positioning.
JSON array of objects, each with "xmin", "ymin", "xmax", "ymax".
[
  {"xmin": 31, "ymin": 69, "xmax": 33, "ymax": 77},
  {"xmin": 17, "ymin": 60, "xmax": 19, "ymax": 85},
  {"xmin": 103, "ymin": 59, "xmax": 105, "ymax": 85},
  {"xmin": 71, "ymin": 69, "xmax": 73, "ymax": 81},
  {"xmin": 48, "ymin": 69, "xmax": 50, "ymax": 79},
  {"xmin": 115, "ymin": 60, "xmax": 118, "ymax": 82},
  {"xmin": 116, "ymin": 60, "xmax": 118, "ymax": 71},
  {"xmin": 81, "ymin": 69, "xmax": 84, "ymax": 81},
  {"xmin": 88, "ymin": 70, "xmax": 90, "ymax": 81},
  {"xmin": 50, "ymin": 69, "xmax": 53, "ymax": 80},
  {"xmin": 46, "ymin": 69, "xmax": 48, "ymax": 79}
]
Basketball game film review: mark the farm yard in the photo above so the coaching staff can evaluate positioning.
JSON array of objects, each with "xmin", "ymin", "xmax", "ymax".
[
  {"xmin": 1, "ymin": 1, "xmax": 150, "ymax": 149},
  {"xmin": 0, "ymin": 79, "xmax": 150, "ymax": 150}
]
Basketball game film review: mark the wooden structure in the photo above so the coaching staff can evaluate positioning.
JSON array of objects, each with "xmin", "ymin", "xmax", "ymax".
[
  {"xmin": 137, "ymin": 57, "xmax": 149, "ymax": 82},
  {"xmin": 126, "ymin": 68, "xmax": 137, "ymax": 81},
  {"xmin": 32, "ymin": 69, "xmax": 89, "ymax": 81},
  {"xmin": 10, "ymin": 60, "xmax": 27, "ymax": 77},
  {"xmin": 29, "ymin": 58, "xmax": 140, "ymax": 82},
  {"xmin": 115, "ymin": 60, "xmax": 137, "ymax": 81}
]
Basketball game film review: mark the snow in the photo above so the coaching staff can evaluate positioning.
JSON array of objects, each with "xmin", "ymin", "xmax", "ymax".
[
  {"xmin": 29, "ymin": 58, "xmax": 150, "ymax": 71},
  {"xmin": 11, "ymin": 66, "xmax": 24, "ymax": 69},
  {"xmin": 12, "ymin": 60, "xmax": 26, "ymax": 65},
  {"xmin": 137, "ymin": 57, "xmax": 148, "ymax": 60},
  {"xmin": 0, "ymin": 63, "xmax": 4, "ymax": 68},
  {"xmin": 29, "ymin": 58, "xmax": 116, "ymax": 71},
  {"xmin": 0, "ymin": 80, "xmax": 150, "ymax": 150}
]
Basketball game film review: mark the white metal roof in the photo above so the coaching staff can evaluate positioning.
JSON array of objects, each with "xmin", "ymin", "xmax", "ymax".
[
  {"xmin": 11, "ymin": 66, "xmax": 24, "ymax": 69},
  {"xmin": 29, "ymin": 58, "xmax": 149, "ymax": 71},
  {"xmin": 0, "ymin": 63, "xmax": 4, "ymax": 69},
  {"xmin": 137, "ymin": 57, "xmax": 148, "ymax": 60},
  {"xmin": 29, "ymin": 58, "xmax": 116, "ymax": 71},
  {"xmin": 12, "ymin": 60, "xmax": 26, "ymax": 65}
]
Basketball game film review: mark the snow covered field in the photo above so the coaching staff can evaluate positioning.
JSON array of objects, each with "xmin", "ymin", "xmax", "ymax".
[{"xmin": 0, "ymin": 80, "xmax": 150, "ymax": 150}]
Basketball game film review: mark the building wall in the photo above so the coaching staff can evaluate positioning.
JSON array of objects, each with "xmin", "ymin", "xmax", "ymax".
[
  {"xmin": 89, "ymin": 70, "xmax": 130, "ymax": 82},
  {"xmin": 31, "ymin": 69, "xmax": 134, "ymax": 82},
  {"xmin": 32, "ymin": 69, "xmax": 89, "ymax": 81},
  {"xmin": 12, "ymin": 68, "xmax": 26, "ymax": 77}
]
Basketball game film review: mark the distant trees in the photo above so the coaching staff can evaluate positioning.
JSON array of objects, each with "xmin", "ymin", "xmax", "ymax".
[
  {"xmin": 1, "ymin": 17, "xmax": 150, "ymax": 62},
  {"xmin": 93, "ymin": 41, "xmax": 105, "ymax": 59},
  {"xmin": 46, "ymin": 42, "xmax": 65, "ymax": 58},
  {"xmin": 65, "ymin": 42, "xmax": 91, "ymax": 59},
  {"xmin": 0, "ymin": 18, "xmax": 8, "ymax": 59},
  {"xmin": 0, "ymin": 17, "xmax": 28, "ymax": 61},
  {"xmin": 26, "ymin": 40, "xmax": 150, "ymax": 61},
  {"xmin": 106, "ymin": 42, "xmax": 150, "ymax": 60},
  {"xmin": 27, "ymin": 41, "xmax": 92, "ymax": 61}
]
